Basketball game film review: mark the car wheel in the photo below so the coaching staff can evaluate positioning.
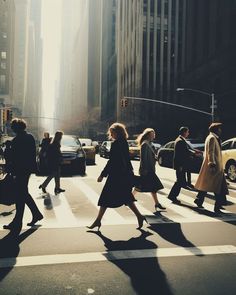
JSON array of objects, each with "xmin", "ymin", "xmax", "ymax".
[
  {"xmin": 158, "ymin": 156, "xmax": 163, "ymax": 166},
  {"xmin": 226, "ymin": 162, "xmax": 236, "ymax": 182}
]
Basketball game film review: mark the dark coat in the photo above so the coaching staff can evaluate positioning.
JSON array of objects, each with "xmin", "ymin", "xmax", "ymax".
[
  {"xmin": 47, "ymin": 142, "xmax": 62, "ymax": 172},
  {"xmin": 11, "ymin": 131, "xmax": 37, "ymax": 175},
  {"xmin": 39, "ymin": 138, "xmax": 51, "ymax": 152},
  {"xmin": 98, "ymin": 138, "xmax": 136, "ymax": 208},
  {"xmin": 173, "ymin": 136, "xmax": 194, "ymax": 170}
]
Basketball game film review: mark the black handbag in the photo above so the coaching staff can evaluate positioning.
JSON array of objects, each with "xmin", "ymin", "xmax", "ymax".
[{"xmin": 0, "ymin": 173, "xmax": 17, "ymax": 205}]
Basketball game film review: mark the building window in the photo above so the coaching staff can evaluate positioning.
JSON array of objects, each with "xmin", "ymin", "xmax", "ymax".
[
  {"xmin": 1, "ymin": 52, "xmax": 6, "ymax": 59},
  {"xmin": 0, "ymin": 62, "xmax": 6, "ymax": 70},
  {"xmin": 0, "ymin": 75, "xmax": 6, "ymax": 90}
]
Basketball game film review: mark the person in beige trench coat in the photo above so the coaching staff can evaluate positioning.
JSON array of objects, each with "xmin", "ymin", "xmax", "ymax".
[{"xmin": 194, "ymin": 123, "xmax": 228, "ymax": 213}]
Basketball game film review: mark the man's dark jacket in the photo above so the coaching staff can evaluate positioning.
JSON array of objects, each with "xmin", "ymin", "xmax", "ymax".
[
  {"xmin": 11, "ymin": 131, "xmax": 37, "ymax": 175},
  {"xmin": 173, "ymin": 136, "xmax": 194, "ymax": 170}
]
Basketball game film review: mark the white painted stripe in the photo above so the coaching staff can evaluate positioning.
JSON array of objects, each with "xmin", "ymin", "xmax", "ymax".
[
  {"xmin": 0, "ymin": 245, "xmax": 235, "ymax": 268},
  {"xmin": 50, "ymin": 193, "xmax": 78, "ymax": 226},
  {"xmin": 71, "ymin": 178, "xmax": 126, "ymax": 224}
]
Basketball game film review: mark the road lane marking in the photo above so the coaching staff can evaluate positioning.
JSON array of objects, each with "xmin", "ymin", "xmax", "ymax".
[
  {"xmin": 71, "ymin": 178, "xmax": 126, "ymax": 224},
  {"xmin": 0, "ymin": 245, "xmax": 236, "ymax": 268}
]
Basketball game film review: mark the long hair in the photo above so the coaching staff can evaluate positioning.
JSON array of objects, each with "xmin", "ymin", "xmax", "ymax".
[
  {"xmin": 52, "ymin": 131, "xmax": 63, "ymax": 144},
  {"xmin": 107, "ymin": 122, "xmax": 128, "ymax": 140},
  {"xmin": 137, "ymin": 128, "xmax": 155, "ymax": 146}
]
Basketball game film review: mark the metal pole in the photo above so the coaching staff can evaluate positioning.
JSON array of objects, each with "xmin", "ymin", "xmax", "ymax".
[{"xmin": 211, "ymin": 93, "xmax": 214, "ymax": 122}]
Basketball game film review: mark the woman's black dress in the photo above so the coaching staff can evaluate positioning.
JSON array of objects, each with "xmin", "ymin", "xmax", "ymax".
[{"xmin": 98, "ymin": 138, "xmax": 136, "ymax": 208}]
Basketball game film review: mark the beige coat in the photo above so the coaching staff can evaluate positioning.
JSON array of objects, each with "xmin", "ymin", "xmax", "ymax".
[{"xmin": 195, "ymin": 132, "xmax": 227, "ymax": 194}]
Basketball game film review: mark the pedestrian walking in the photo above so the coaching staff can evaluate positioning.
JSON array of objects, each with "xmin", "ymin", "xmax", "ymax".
[
  {"xmin": 133, "ymin": 128, "xmax": 165, "ymax": 210},
  {"xmin": 39, "ymin": 131, "xmax": 65, "ymax": 195},
  {"xmin": 3, "ymin": 118, "xmax": 43, "ymax": 232},
  {"xmin": 168, "ymin": 126, "xmax": 197, "ymax": 204},
  {"xmin": 194, "ymin": 123, "xmax": 228, "ymax": 214},
  {"xmin": 87, "ymin": 123, "xmax": 147, "ymax": 230},
  {"xmin": 39, "ymin": 132, "xmax": 52, "ymax": 173}
]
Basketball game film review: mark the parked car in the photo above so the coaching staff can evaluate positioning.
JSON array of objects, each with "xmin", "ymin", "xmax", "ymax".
[
  {"xmin": 37, "ymin": 134, "xmax": 86, "ymax": 175},
  {"xmin": 157, "ymin": 140, "xmax": 204, "ymax": 173},
  {"xmin": 221, "ymin": 138, "xmax": 236, "ymax": 182},
  {"xmin": 99, "ymin": 141, "xmax": 112, "ymax": 158},
  {"xmin": 152, "ymin": 142, "xmax": 162, "ymax": 153},
  {"xmin": 128, "ymin": 140, "xmax": 140, "ymax": 160},
  {"xmin": 80, "ymin": 138, "xmax": 96, "ymax": 165}
]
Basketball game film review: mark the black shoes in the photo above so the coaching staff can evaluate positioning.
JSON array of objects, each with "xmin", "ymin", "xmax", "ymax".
[
  {"xmin": 155, "ymin": 203, "xmax": 166, "ymax": 210},
  {"xmin": 54, "ymin": 188, "xmax": 65, "ymax": 195},
  {"xmin": 3, "ymin": 222, "xmax": 22, "ymax": 231},
  {"xmin": 39, "ymin": 184, "xmax": 47, "ymax": 193},
  {"xmin": 168, "ymin": 196, "xmax": 181, "ymax": 204},
  {"xmin": 194, "ymin": 199, "xmax": 204, "ymax": 209},
  {"xmin": 27, "ymin": 213, "xmax": 44, "ymax": 226}
]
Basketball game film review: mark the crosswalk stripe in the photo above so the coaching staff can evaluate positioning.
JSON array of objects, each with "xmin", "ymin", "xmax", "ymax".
[
  {"xmin": 71, "ymin": 178, "xmax": 126, "ymax": 224},
  {"xmin": 1, "ymin": 245, "xmax": 236, "ymax": 268},
  {"xmin": 1, "ymin": 176, "xmax": 236, "ymax": 231}
]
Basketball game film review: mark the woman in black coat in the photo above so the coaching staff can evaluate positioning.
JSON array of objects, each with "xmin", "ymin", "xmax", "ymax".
[
  {"xmin": 88, "ymin": 123, "xmax": 147, "ymax": 230},
  {"xmin": 39, "ymin": 131, "xmax": 65, "ymax": 195}
]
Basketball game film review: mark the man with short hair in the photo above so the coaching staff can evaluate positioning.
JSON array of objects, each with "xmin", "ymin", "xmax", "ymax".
[
  {"xmin": 3, "ymin": 118, "xmax": 43, "ymax": 232},
  {"xmin": 168, "ymin": 126, "xmax": 196, "ymax": 204},
  {"xmin": 194, "ymin": 122, "xmax": 228, "ymax": 214}
]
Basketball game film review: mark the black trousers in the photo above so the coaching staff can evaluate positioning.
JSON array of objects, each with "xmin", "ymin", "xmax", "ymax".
[
  {"xmin": 168, "ymin": 168, "xmax": 187, "ymax": 200},
  {"xmin": 195, "ymin": 191, "xmax": 222, "ymax": 209},
  {"xmin": 12, "ymin": 173, "xmax": 41, "ymax": 226}
]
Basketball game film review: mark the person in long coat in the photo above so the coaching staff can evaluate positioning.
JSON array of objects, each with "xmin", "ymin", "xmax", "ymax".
[
  {"xmin": 3, "ymin": 118, "xmax": 43, "ymax": 232},
  {"xmin": 194, "ymin": 122, "xmax": 228, "ymax": 213},
  {"xmin": 87, "ymin": 123, "xmax": 147, "ymax": 230},
  {"xmin": 133, "ymin": 128, "xmax": 165, "ymax": 210},
  {"xmin": 39, "ymin": 131, "xmax": 65, "ymax": 195}
]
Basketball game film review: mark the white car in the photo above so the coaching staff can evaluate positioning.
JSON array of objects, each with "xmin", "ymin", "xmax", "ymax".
[{"xmin": 222, "ymin": 138, "xmax": 236, "ymax": 182}]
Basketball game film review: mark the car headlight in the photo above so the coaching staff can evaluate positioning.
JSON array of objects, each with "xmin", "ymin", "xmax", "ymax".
[{"xmin": 77, "ymin": 151, "xmax": 85, "ymax": 158}]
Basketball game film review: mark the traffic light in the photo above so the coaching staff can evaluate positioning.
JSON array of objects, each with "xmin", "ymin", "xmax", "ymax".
[
  {"xmin": 121, "ymin": 98, "xmax": 128, "ymax": 107},
  {"xmin": 6, "ymin": 109, "xmax": 12, "ymax": 121}
]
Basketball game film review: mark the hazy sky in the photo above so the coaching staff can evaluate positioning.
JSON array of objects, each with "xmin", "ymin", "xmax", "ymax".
[{"xmin": 41, "ymin": 0, "xmax": 62, "ymax": 131}]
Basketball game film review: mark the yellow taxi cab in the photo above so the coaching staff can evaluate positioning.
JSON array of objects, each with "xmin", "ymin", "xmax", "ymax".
[
  {"xmin": 222, "ymin": 138, "xmax": 236, "ymax": 182},
  {"xmin": 128, "ymin": 140, "xmax": 140, "ymax": 160},
  {"xmin": 80, "ymin": 138, "xmax": 96, "ymax": 165}
]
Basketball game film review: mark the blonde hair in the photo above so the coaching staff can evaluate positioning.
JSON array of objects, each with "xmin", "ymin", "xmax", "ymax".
[
  {"xmin": 137, "ymin": 128, "xmax": 155, "ymax": 146},
  {"xmin": 107, "ymin": 122, "xmax": 128, "ymax": 140}
]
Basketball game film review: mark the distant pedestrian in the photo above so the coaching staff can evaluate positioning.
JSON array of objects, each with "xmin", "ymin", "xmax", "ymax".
[
  {"xmin": 194, "ymin": 123, "xmax": 228, "ymax": 214},
  {"xmin": 133, "ymin": 128, "xmax": 165, "ymax": 211},
  {"xmin": 39, "ymin": 132, "xmax": 52, "ymax": 172},
  {"xmin": 3, "ymin": 118, "xmax": 43, "ymax": 232},
  {"xmin": 87, "ymin": 123, "xmax": 147, "ymax": 230},
  {"xmin": 168, "ymin": 127, "xmax": 197, "ymax": 204},
  {"xmin": 39, "ymin": 131, "xmax": 65, "ymax": 195}
]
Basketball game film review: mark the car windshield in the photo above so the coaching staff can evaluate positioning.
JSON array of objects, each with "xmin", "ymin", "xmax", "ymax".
[
  {"xmin": 61, "ymin": 135, "xmax": 82, "ymax": 147},
  {"xmin": 80, "ymin": 138, "xmax": 92, "ymax": 146}
]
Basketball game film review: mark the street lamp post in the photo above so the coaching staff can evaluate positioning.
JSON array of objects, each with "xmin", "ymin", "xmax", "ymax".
[{"xmin": 176, "ymin": 88, "xmax": 215, "ymax": 122}]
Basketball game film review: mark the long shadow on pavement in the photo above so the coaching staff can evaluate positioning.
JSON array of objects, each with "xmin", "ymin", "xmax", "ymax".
[
  {"xmin": 148, "ymin": 222, "xmax": 204, "ymax": 257},
  {"xmin": 87, "ymin": 229, "xmax": 174, "ymax": 295},
  {"xmin": 0, "ymin": 228, "xmax": 38, "ymax": 281}
]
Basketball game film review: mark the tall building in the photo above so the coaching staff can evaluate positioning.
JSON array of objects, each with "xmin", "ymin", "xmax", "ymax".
[
  {"xmin": 178, "ymin": 0, "xmax": 236, "ymax": 139},
  {"xmin": 24, "ymin": 0, "xmax": 43, "ymax": 138},
  {"xmin": 99, "ymin": 0, "xmax": 186, "ymax": 139},
  {"xmin": 10, "ymin": 0, "xmax": 30, "ymax": 112}
]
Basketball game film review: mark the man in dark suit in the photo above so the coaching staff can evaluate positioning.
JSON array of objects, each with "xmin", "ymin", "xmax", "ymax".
[
  {"xmin": 168, "ymin": 127, "xmax": 196, "ymax": 204},
  {"xmin": 3, "ymin": 118, "xmax": 43, "ymax": 232}
]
